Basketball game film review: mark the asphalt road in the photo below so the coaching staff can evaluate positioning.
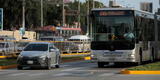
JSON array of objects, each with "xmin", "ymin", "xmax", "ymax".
[{"xmin": 0, "ymin": 61, "xmax": 160, "ymax": 80}]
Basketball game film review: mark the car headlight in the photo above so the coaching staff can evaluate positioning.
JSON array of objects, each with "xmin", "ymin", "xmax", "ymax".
[
  {"xmin": 39, "ymin": 56, "xmax": 46, "ymax": 60},
  {"xmin": 18, "ymin": 55, "xmax": 23, "ymax": 59}
]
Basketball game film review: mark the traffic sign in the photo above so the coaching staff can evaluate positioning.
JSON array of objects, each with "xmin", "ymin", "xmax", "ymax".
[{"xmin": 19, "ymin": 27, "xmax": 25, "ymax": 36}]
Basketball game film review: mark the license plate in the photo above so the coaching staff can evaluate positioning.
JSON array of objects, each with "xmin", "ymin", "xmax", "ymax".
[
  {"xmin": 108, "ymin": 58, "xmax": 115, "ymax": 61},
  {"xmin": 27, "ymin": 61, "xmax": 33, "ymax": 64}
]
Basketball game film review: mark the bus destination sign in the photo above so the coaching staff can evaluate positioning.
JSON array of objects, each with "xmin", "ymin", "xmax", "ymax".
[
  {"xmin": 95, "ymin": 10, "xmax": 133, "ymax": 16},
  {"xmin": 99, "ymin": 11, "xmax": 125, "ymax": 16}
]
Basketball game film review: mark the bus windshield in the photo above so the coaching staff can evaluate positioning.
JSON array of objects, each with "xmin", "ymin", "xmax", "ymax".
[
  {"xmin": 91, "ymin": 11, "xmax": 135, "ymax": 50},
  {"xmin": 92, "ymin": 16, "xmax": 135, "ymax": 42}
]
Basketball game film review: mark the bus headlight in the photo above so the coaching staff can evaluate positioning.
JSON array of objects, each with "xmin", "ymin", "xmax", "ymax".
[
  {"xmin": 91, "ymin": 54, "xmax": 95, "ymax": 57},
  {"xmin": 128, "ymin": 54, "xmax": 135, "ymax": 58}
]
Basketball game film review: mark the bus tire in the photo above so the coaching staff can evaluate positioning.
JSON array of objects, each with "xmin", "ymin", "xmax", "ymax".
[
  {"xmin": 98, "ymin": 62, "xmax": 105, "ymax": 68},
  {"xmin": 151, "ymin": 48, "xmax": 155, "ymax": 62},
  {"xmin": 17, "ymin": 65, "xmax": 23, "ymax": 70},
  {"xmin": 137, "ymin": 49, "xmax": 143, "ymax": 65}
]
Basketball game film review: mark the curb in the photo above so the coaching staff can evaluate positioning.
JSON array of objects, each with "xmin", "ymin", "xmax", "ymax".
[
  {"xmin": 0, "ymin": 56, "xmax": 7, "ymax": 59},
  {"xmin": 61, "ymin": 53, "xmax": 90, "ymax": 57},
  {"xmin": 84, "ymin": 56, "xmax": 91, "ymax": 60},
  {"xmin": 0, "ymin": 56, "xmax": 17, "ymax": 59},
  {"xmin": 121, "ymin": 69, "xmax": 160, "ymax": 74},
  {"xmin": 0, "ymin": 64, "xmax": 17, "ymax": 69}
]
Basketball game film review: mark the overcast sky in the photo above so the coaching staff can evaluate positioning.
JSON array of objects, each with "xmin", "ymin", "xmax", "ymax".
[{"xmin": 80, "ymin": 0, "xmax": 160, "ymax": 13}]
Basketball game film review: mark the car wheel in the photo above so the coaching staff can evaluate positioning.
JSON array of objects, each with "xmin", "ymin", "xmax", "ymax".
[
  {"xmin": 46, "ymin": 59, "xmax": 51, "ymax": 70},
  {"xmin": 17, "ymin": 65, "xmax": 23, "ymax": 70},
  {"xmin": 55, "ymin": 65, "xmax": 60, "ymax": 68}
]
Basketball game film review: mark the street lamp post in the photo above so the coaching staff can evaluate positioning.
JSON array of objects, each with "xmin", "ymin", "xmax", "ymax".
[
  {"xmin": 87, "ymin": 0, "xmax": 90, "ymax": 35},
  {"xmin": 62, "ymin": 0, "xmax": 65, "ymax": 27},
  {"xmin": 41, "ymin": 0, "xmax": 43, "ymax": 27},
  {"xmin": 93, "ymin": 0, "xmax": 95, "ymax": 8},
  {"xmin": 22, "ymin": 0, "xmax": 25, "ymax": 29},
  {"xmin": 78, "ymin": 0, "xmax": 80, "ymax": 28}
]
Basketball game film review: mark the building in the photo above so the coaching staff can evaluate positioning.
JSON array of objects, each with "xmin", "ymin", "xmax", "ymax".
[
  {"xmin": 140, "ymin": 2, "xmax": 153, "ymax": 13},
  {"xmin": 35, "ymin": 25, "xmax": 82, "ymax": 40},
  {"xmin": 109, "ymin": 0, "xmax": 116, "ymax": 7},
  {"xmin": 109, "ymin": 0, "xmax": 122, "ymax": 8}
]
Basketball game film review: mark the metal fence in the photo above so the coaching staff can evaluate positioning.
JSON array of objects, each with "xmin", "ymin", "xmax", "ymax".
[{"xmin": 0, "ymin": 40, "xmax": 91, "ymax": 56}]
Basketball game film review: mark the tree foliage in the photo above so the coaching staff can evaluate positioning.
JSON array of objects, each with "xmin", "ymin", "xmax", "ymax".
[{"xmin": 0, "ymin": 0, "xmax": 105, "ymax": 30}]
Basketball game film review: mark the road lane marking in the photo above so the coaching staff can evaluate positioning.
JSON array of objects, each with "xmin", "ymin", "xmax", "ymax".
[
  {"xmin": 61, "ymin": 67, "xmax": 82, "ymax": 71},
  {"xmin": 9, "ymin": 73, "xmax": 26, "ymax": 76},
  {"xmin": 29, "ymin": 73, "xmax": 46, "ymax": 76},
  {"xmin": 53, "ymin": 73, "xmax": 71, "ymax": 77},
  {"xmin": 99, "ymin": 73, "xmax": 115, "ymax": 77}
]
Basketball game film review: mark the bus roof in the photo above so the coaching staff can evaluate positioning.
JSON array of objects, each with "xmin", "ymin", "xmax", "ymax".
[
  {"xmin": 40, "ymin": 36, "xmax": 63, "ymax": 38},
  {"xmin": 92, "ymin": 8, "xmax": 153, "ymax": 14},
  {"xmin": 69, "ymin": 35, "xmax": 90, "ymax": 40},
  {"xmin": 91, "ymin": 8, "xmax": 158, "ymax": 20},
  {"xmin": 92, "ymin": 8, "xmax": 134, "ymax": 11}
]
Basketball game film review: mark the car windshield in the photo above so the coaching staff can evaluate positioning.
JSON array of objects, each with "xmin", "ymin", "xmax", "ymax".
[{"xmin": 24, "ymin": 44, "xmax": 48, "ymax": 51}]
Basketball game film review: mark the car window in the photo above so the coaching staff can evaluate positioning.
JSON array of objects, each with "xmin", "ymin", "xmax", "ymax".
[{"xmin": 24, "ymin": 44, "xmax": 48, "ymax": 51}]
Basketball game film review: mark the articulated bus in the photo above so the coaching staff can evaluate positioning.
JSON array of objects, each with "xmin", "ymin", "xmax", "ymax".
[{"xmin": 89, "ymin": 8, "xmax": 160, "ymax": 67}]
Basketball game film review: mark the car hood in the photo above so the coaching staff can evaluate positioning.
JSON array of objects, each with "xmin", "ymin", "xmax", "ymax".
[{"xmin": 20, "ymin": 51, "xmax": 47, "ymax": 57}]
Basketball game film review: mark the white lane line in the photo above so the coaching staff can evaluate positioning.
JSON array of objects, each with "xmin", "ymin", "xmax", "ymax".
[
  {"xmin": 61, "ymin": 67, "xmax": 87, "ymax": 71},
  {"xmin": 9, "ymin": 73, "xmax": 26, "ymax": 76},
  {"xmin": 61, "ymin": 65, "xmax": 70, "ymax": 67},
  {"xmin": 53, "ymin": 73, "xmax": 71, "ymax": 77},
  {"xmin": 61, "ymin": 68, "xmax": 82, "ymax": 71},
  {"xmin": 99, "ymin": 73, "xmax": 115, "ymax": 77},
  {"xmin": 29, "ymin": 73, "xmax": 46, "ymax": 77}
]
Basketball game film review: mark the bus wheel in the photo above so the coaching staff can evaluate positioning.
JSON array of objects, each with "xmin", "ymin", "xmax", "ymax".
[
  {"xmin": 151, "ymin": 48, "xmax": 155, "ymax": 62},
  {"xmin": 137, "ymin": 49, "xmax": 143, "ymax": 65},
  {"xmin": 98, "ymin": 62, "xmax": 105, "ymax": 68},
  {"xmin": 17, "ymin": 65, "xmax": 23, "ymax": 70}
]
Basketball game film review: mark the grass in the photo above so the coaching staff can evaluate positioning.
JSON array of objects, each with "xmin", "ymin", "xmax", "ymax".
[
  {"xmin": 0, "ymin": 59, "xmax": 17, "ymax": 66},
  {"xmin": 0, "ymin": 56, "xmax": 84, "ymax": 66},
  {"xmin": 128, "ymin": 62, "xmax": 160, "ymax": 71},
  {"xmin": 61, "ymin": 56, "xmax": 84, "ymax": 63}
]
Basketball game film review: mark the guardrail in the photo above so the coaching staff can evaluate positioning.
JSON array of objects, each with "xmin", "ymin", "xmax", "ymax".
[{"xmin": 0, "ymin": 40, "xmax": 91, "ymax": 56}]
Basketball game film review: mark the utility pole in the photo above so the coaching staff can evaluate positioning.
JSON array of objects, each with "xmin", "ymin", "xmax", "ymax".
[
  {"xmin": 41, "ymin": 0, "xmax": 43, "ymax": 27},
  {"xmin": 22, "ymin": 0, "xmax": 25, "ymax": 29},
  {"xmin": 62, "ymin": 0, "xmax": 65, "ymax": 27},
  {"xmin": 87, "ymin": 0, "xmax": 90, "ymax": 35},
  {"xmin": 78, "ymin": 0, "xmax": 80, "ymax": 28},
  {"xmin": 93, "ymin": 0, "xmax": 95, "ymax": 8}
]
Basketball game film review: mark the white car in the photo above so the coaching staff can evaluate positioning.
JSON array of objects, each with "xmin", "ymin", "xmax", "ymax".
[{"xmin": 17, "ymin": 42, "xmax": 61, "ymax": 70}]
